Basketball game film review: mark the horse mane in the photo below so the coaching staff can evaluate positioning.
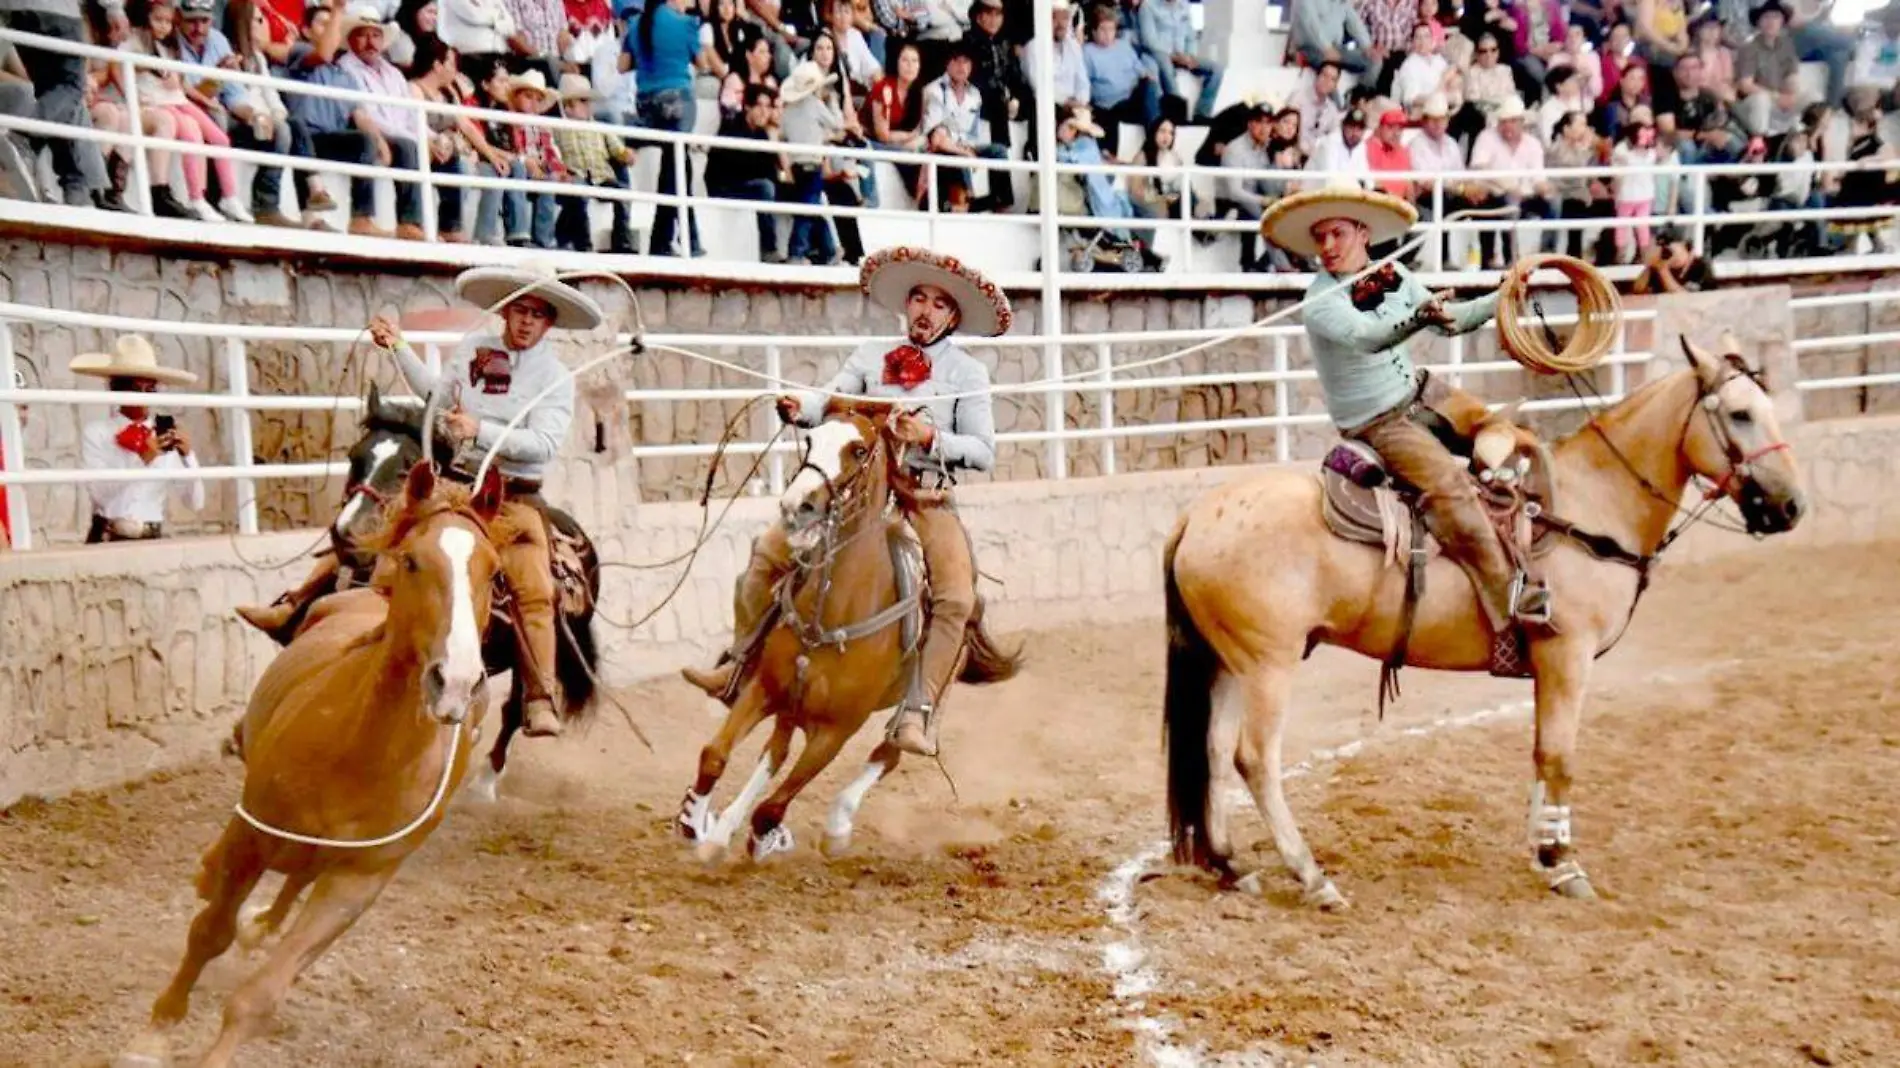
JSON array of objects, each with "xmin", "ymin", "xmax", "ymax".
[{"xmin": 355, "ymin": 482, "xmax": 484, "ymax": 558}]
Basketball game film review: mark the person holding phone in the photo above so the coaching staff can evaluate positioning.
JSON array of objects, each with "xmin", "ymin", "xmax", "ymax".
[{"xmin": 70, "ymin": 336, "xmax": 205, "ymax": 543}]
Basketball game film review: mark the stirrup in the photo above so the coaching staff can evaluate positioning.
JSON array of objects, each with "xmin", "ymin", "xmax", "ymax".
[
  {"xmin": 1509, "ymin": 573, "xmax": 1553, "ymax": 626},
  {"xmin": 886, "ymin": 701, "xmax": 937, "ymax": 754}
]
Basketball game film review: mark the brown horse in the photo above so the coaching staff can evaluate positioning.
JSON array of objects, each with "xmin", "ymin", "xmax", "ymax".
[
  {"xmin": 1163, "ymin": 337, "xmax": 1805, "ymax": 907},
  {"xmin": 115, "ymin": 462, "xmax": 504, "ymax": 1068},
  {"xmin": 677, "ymin": 400, "xmax": 1022, "ymax": 863}
]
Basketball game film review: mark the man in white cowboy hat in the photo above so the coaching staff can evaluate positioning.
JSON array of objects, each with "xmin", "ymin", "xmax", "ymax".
[
  {"xmin": 72, "ymin": 336, "xmax": 206, "ymax": 544},
  {"xmin": 333, "ymin": 3, "xmax": 426, "ymax": 238},
  {"xmin": 1466, "ymin": 94, "xmax": 1556, "ymax": 267},
  {"xmin": 1259, "ymin": 185, "xmax": 1550, "ymax": 629},
  {"xmin": 682, "ymin": 246, "xmax": 1011, "ymax": 758},
  {"xmin": 238, "ymin": 262, "xmax": 604, "ymax": 739}
]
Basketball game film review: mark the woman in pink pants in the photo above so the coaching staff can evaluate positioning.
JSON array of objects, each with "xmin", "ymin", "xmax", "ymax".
[{"xmin": 121, "ymin": 0, "xmax": 253, "ymax": 222}]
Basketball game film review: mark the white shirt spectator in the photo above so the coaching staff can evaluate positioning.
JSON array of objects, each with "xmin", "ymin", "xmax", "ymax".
[
  {"xmin": 438, "ymin": 0, "xmax": 515, "ymax": 57},
  {"xmin": 922, "ymin": 74, "xmax": 986, "ymax": 147},
  {"xmin": 1469, "ymin": 126, "xmax": 1545, "ymax": 197},
  {"xmin": 838, "ymin": 27, "xmax": 882, "ymax": 87},
  {"xmin": 1024, "ymin": 31, "xmax": 1089, "ymax": 106},
  {"xmin": 1392, "ymin": 52, "xmax": 1447, "ymax": 109},
  {"xmin": 81, "ymin": 414, "xmax": 204, "ymax": 526},
  {"xmin": 1306, "ymin": 129, "xmax": 1369, "ymax": 187},
  {"xmin": 1403, "ymin": 127, "xmax": 1467, "ymax": 175}
]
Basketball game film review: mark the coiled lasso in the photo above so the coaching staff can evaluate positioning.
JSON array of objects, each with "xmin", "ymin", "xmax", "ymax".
[{"xmin": 1496, "ymin": 254, "xmax": 1623, "ymax": 375}]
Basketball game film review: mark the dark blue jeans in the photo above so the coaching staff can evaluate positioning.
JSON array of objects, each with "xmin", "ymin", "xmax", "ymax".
[{"xmin": 638, "ymin": 88, "xmax": 703, "ymax": 256}]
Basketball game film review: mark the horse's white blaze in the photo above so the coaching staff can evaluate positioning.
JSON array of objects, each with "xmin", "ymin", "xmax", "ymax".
[
  {"xmin": 781, "ymin": 421, "xmax": 863, "ymax": 510},
  {"xmin": 436, "ymin": 526, "xmax": 485, "ymax": 719},
  {"xmin": 824, "ymin": 760, "xmax": 887, "ymax": 843},
  {"xmin": 337, "ymin": 438, "xmax": 400, "ymax": 532}
]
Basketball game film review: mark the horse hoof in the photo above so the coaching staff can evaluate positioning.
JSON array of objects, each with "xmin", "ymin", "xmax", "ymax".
[
  {"xmin": 1304, "ymin": 880, "xmax": 1350, "ymax": 911},
  {"xmin": 1544, "ymin": 860, "xmax": 1597, "ymax": 900},
  {"xmin": 464, "ymin": 766, "xmax": 501, "ymax": 804},
  {"xmin": 820, "ymin": 831, "xmax": 852, "ymax": 858},
  {"xmin": 235, "ymin": 903, "xmax": 272, "ymax": 952},
  {"xmin": 693, "ymin": 840, "xmax": 729, "ymax": 866},
  {"xmin": 1228, "ymin": 871, "xmax": 1265, "ymax": 896},
  {"xmin": 113, "ymin": 1032, "xmax": 171, "ymax": 1068},
  {"xmin": 748, "ymin": 824, "xmax": 794, "ymax": 862}
]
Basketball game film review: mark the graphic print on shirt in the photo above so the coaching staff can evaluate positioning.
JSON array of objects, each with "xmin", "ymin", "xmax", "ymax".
[{"xmin": 470, "ymin": 347, "xmax": 514, "ymax": 395}]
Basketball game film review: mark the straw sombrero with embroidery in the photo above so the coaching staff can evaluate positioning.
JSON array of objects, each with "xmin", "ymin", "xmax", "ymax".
[
  {"xmin": 859, "ymin": 247, "xmax": 1012, "ymax": 338},
  {"xmin": 455, "ymin": 259, "xmax": 605, "ymax": 331},
  {"xmin": 1259, "ymin": 183, "xmax": 1420, "ymax": 260},
  {"xmin": 68, "ymin": 335, "xmax": 198, "ymax": 386}
]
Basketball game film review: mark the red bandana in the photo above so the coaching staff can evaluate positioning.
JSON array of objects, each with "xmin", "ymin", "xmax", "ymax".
[
  {"xmin": 882, "ymin": 345, "xmax": 931, "ymax": 391},
  {"xmin": 115, "ymin": 421, "xmax": 155, "ymax": 455},
  {"xmin": 470, "ymin": 347, "xmax": 514, "ymax": 395}
]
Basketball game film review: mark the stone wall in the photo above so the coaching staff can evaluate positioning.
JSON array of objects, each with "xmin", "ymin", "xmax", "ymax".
[
  {"xmin": 12, "ymin": 239, "xmax": 1883, "ymax": 548},
  {"xmin": 5, "ymin": 411, "xmax": 1899, "ymax": 807}
]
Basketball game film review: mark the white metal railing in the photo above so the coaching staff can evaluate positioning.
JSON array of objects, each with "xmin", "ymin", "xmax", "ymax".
[
  {"xmin": 3, "ymin": 282, "xmax": 1897, "ymax": 550},
  {"xmin": 3, "ymin": 25, "xmax": 1899, "ymax": 286}
]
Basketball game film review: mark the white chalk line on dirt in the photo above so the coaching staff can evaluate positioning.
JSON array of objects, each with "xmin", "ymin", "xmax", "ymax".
[{"xmin": 1096, "ymin": 697, "xmax": 1538, "ymax": 1068}]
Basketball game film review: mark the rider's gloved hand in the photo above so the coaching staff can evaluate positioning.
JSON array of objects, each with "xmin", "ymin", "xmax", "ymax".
[
  {"xmin": 775, "ymin": 394, "xmax": 803, "ymax": 425},
  {"xmin": 368, "ymin": 315, "xmax": 404, "ymax": 351}
]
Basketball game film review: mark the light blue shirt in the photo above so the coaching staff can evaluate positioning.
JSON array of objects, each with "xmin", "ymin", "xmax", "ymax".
[
  {"xmin": 792, "ymin": 336, "xmax": 996, "ymax": 474},
  {"xmin": 1083, "ymin": 35, "xmax": 1145, "ymax": 109},
  {"xmin": 177, "ymin": 29, "xmax": 241, "ymax": 111},
  {"xmin": 1137, "ymin": 0, "xmax": 1195, "ymax": 59},
  {"xmin": 1301, "ymin": 264, "xmax": 1499, "ymax": 431}
]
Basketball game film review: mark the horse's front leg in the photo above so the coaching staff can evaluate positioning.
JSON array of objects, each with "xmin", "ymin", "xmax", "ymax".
[
  {"xmin": 1529, "ymin": 635, "xmax": 1600, "ymax": 899},
  {"xmin": 466, "ymin": 673, "xmax": 522, "ymax": 805}
]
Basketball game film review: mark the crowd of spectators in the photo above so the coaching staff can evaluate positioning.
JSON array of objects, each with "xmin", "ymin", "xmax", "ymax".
[{"xmin": 0, "ymin": 0, "xmax": 1892, "ymax": 268}]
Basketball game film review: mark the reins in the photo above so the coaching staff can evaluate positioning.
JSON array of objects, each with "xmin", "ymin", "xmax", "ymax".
[{"xmin": 779, "ymin": 428, "xmax": 923, "ymax": 652}]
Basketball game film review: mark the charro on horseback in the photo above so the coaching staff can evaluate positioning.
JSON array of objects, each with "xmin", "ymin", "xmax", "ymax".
[{"xmin": 237, "ymin": 261, "xmax": 604, "ymax": 740}]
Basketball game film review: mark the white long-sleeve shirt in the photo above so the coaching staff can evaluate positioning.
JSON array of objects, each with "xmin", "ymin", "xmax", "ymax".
[
  {"xmin": 80, "ymin": 414, "xmax": 205, "ymax": 525},
  {"xmin": 391, "ymin": 333, "xmax": 574, "ymax": 482}
]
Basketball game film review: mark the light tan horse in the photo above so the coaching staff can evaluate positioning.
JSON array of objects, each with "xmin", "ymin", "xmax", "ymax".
[
  {"xmin": 116, "ymin": 462, "xmax": 504, "ymax": 1068},
  {"xmin": 678, "ymin": 400, "xmax": 1022, "ymax": 862},
  {"xmin": 1163, "ymin": 338, "xmax": 1805, "ymax": 906}
]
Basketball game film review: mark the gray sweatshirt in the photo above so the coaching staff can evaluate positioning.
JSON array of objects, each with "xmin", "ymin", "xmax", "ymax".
[
  {"xmin": 792, "ymin": 336, "xmax": 996, "ymax": 474},
  {"xmin": 393, "ymin": 332, "xmax": 574, "ymax": 481}
]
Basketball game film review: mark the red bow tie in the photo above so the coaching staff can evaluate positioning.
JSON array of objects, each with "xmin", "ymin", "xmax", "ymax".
[{"xmin": 882, "ymin": 345, "xmax": 932, "ymax": 391}]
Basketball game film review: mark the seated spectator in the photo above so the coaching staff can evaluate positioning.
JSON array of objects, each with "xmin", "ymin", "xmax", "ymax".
[
  {"xmin": 1466, "ymin": 95, "xmax": 1555, "ymax": 265},
  {"xmin": 1305, "ymin": 104, "xmax": 1369, "ymax": 186},
  {"xmin": 1826, "ymin": 109, "xmax": 1895, "ymax": 252},
  {"xmin": 1055, "ymin": 103, "xmax": 1162, "ymax": 268},
  {"xmin": 503, "ymin": 0, "xmax": 565, "ymax": 84},
  {"xmin": 496, "ymin": 67, "xmax": 564, "ymax": 246},
  {"xmin": 1848, "ymin": 1, "xmax": 1900, "ymax": 112},
  {"xmin": 1549, "ymin": 23, "xmax": 1603, "ymax": 105},
  {"xmin": 1598, "ymin": 21, "xmax": 1640, "ymax": 107},
  {"xmin": 1567, "ymin": 0, "xmax": 1618, "ymax": 44},
  {"xmin": 908, "ymin": 0, "xmax": 969, "ymax": 85},
  {"xmin": 124, "ymin": 0, "xmax": 250, "ymax": 222},
  {"xmin": 464, "ymin": 60, "xmax": 525, "ymax": 244},
  {"xmin": 705, "ymin": 82, "xmax": 790, "ymax": 261},
  {"xmin": 702, "ymin": 0, "xmax": 762, "ymax": 95},
  {"xmin": 1461, "ymin": 0, "xmax": 1520, "ymax": 71},
  {"xmin": 174, "ymin": 0, "xmax": 263, "ymax": 212},
  {"xmin": 1125, "ymin": 115, "xmax": 1183, "ymax": 225},
  {"xmin": 922, "ymin": 40, "xmax": 1011, "ymax": 212},
  {"xmin": 221, "ymin": 0, "xmax": 306, "ymax": 227},
  {"xmin": 407, "ymin": 35, "xmax": 472, "ymax": 241},
  {"xmin": 1292, "ymin": 60, "xmax": 1345, "ymax": 155},
  {"xmin": 1403, "ymin": 93, "xmax": 1467, "ymax": 245},
  {"xmin": 437, "ymin": 0, "xmax": 513, "ymax": 76},
  {"xmin": 1671, "ymin": 51, "xmax": 1724, "ymax": 135},
  {"xmin": 1392, "ymin": 22, "xmax": 1450, "ymax": 114},
  {"xmin": 383, "ymin": 0, "xmax": 435, "ymax": 68},
  {"xmin": 963, "ymin": 0, "xmax": 1020, "ymax": 147},
  {"xmin": 1634, "ymin": 0, "xmax": 1690, "ymax": 114},
  {"xmin": 1690, "ymin": 15, "xmax": 1734, "ymax": 103},
  {"xmin": 1548, "ymin": 108, "xmax": 1615, "ymax": 261},
  {"xmin": 867, "ymin": 40, "xmax": 928, "ymax": 202},
  {"xmin": 1508, "ymin": 0, "xmax": 1563, "ymax": 91},
  {"xmin": 279, "ymin": 2, "xmax": 384, "ymax": 233},
  {"xmin": 549, "ymin": 73, "xmax": 632, "ymax": 251},
  {"xmin": 824, "ymin": 0, "xmax": 880, "ymax": 95},
  {"xmin": 1291, "ymin": 0, "xmax": 1373, "ymax": 73},
  {"xmin": 1081, "ymin": 4, "xmax": 1158, "ymax": 157},
  {"xmin": 1362, "ymin": 108, "xmax": 1412, "ymax": 200},
  {"xmin": 334, "ymin": 5, "xmax": 427, "ymax": 238},
  {"xmin": 0, "ymin": 39, "xmax": 35, "ymax": 201},
  {"xmin": 1595, "ymin": 58, "xmax": 1650, "ymax": 141},
  {"xmin": 720, "ymin": 32, "xmax": 778, "ymax": 113},
  {"xmin": 1734, "ymin": 0, "xmax": 1797, "ymax": 135},
  {"xmin": 1463, "ymin": 31, "xmax": 1517, "ymax": 128},
  {"xmin": 1022, "ymin": 0, "xmax": 1088, "ymax": 140},
  {"xmin": 1610, "ymin": 104, "xmax": 1658, "ymax": 263},
  {"xmin": 7, "ymin": 0, "xmax": 111, "ymax": 209},
  {"xmin": 1216, "ymin": 105, "xmax": 1295, "ymax": 272},
  {"xmin": 1136, "ymin": 0, "xmax": 1219, "ymax": 122},
  {"xmin": 1763, "ymin": 71, "xmax": 1807, "ymax": 137},
  {"xmin": 566, "ymin": 0, "xmax": 616, "ymax": 71},
  {"xmin": 1538, "ymin": 64, "xmax": 1586, "ymax": 142},
  {"xmin": 70, "ymin": 336, "xmax": 205, "ymax": 544},
  {"xmin": 1631, "ymin": 225, "xmax": 1716, "ymax": 290},
  {"xmin": 1768, "ymin": 123, "xmax": 1832, "ymax": 256}
]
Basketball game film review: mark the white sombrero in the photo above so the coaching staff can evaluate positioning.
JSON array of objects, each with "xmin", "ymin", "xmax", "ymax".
[
  {"xmin": 780, "ymin": 61, "xmax": 836, "ymax": 105},
  {"xmin": 859, "ymin": 247, "xmax": 1012, "ymax": 338},
  {"xmin": 68, "ymin": 335, "xmax": 198, "ymax": 386},
  {"xmin": 455, "ymin": 260, "xmax": 605, "ymax": 331},
  {"xmin": 1259, "ymin": 182, "xmax": 1419, "ymax": 260},
  {"xmin": 337, "ymin": 3, "xmax": 388, "ymax": 41}
]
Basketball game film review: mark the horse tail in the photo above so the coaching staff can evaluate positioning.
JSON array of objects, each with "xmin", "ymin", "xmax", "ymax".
[
  {"xmin": 557, "ymin": 610, "xmax": 600, "ymax": 725},
  {"xmin": 1163, "ymin": 516, "xmax": 1221, "ymax": 872},
  {"xmin": 957, "ymin": 595, "xmax": 1023, "ymax": 685}
]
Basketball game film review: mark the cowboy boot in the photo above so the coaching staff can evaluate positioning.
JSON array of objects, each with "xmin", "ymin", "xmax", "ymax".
[
  {"xmin": 681, "ymin": 653, "xmax": 737, "ymax": 699},
  {"xmin": 522, "ymin": 696, "xmax": 563, "ymax": 737},
  {"xmin": 235, "ymin": 599, "xmax": 299, "ymax": 638}
]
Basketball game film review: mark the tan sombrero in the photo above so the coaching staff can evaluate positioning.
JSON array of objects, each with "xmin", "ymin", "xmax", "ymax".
[
  {"xmin": 68, "ymin": 335, "xmax": 198, "ymax": 387},
  {"xmin": 780, "ymin": 61, "xmax": 836, "ymax": 106},
  {"xmin": 1259, "ymin": 183, "xmax": 1419, "ymax": 260},
  {"xmin": 504, "ymin": 69, "xmax": 557, "ymax": 114},
  {"xmin": 455, "ymin": 260, "xmax": 605, "ymax": 331},
  {"xmin": 860, "ymin": 247, "xmax": 1013, "ymax": 338},
  {"xmin": 337, "ymin": 2, "xmax": 388, "ymax": 41}
]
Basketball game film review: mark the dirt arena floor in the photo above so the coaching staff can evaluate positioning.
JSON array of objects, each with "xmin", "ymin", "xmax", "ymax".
[{"xmin": 2, "ymin": 540, "xmax": 1897, "ymax": 1067}]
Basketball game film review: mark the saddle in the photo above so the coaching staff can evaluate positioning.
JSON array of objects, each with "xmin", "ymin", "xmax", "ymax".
[{"xmin": 1316, "ymin": 424, "xmax": 1560, "ymax": 689}]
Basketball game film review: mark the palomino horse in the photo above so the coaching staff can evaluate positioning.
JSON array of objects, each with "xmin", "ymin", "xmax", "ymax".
[
  {"xmin": 116, "ymin": 462, "xmax": 503, "ymax": 1068},
  {"xmin": 275, "ymin": 384, "xmax": 602, "ymax": 800},
  {"xmin": 1163, "ymin": 337, "xmax": 1804, "ymax": 906},
  {"xmin": 678, "ymin": 400, "xmax": 1022, "ymax": 862}
]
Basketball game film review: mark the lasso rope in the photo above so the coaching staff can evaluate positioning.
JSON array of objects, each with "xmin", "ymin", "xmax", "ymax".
[
  {"xmin": 1496, "ymin": 254, "xmax": 1622, "ymax": 375},
  {"xmin": 234, "ymin": 720, "xmax": 468, "ymax": 849}
]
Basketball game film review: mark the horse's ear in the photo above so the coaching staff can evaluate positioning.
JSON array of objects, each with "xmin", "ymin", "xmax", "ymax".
[
  {"xmin": 364, "ymin": 381, "xmax": 383, "ymax": 426},
  {"xmin": 402, "ymin": 459, "xmax": 436, "ymax": 505},
  {"xmin": 471, "ymin": 466, "xmax": 504, "ymax": 521},
  {"xmin": 1680, "ymin": 335, "xmax": 1721, "ymax": 387}
]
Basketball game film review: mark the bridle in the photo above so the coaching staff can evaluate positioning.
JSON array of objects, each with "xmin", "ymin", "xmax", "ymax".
[{"xmin": 777, "ymin": 421, "xmax": 920, "ymax": 653}]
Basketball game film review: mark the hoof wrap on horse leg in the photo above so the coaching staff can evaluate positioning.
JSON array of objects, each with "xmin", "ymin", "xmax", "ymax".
[
  {"xmin": 678, "ymin": 789, "xmax": 712, "ymax": 841},
  {"xmin": 1529, "ymin": 782, "xmax": 1596, "ymax": 899},
  {"xmin": 1303, "ymin": 878, "xmax": 1350, "ymax": 911},
  {"xmin": 748, "ymin": 823, "xmax": 795, "ymax": 861},
  {"xmin": 112, "ymin": 1031, "xmax": 172, "ymax": 1068},
  {"xmin": 823, "ymin": 755, "xmax": 892, "ymax": 856},
  {"xmin": 465, "ymin": 762, "xmax": 503, "ymax": 804}
]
